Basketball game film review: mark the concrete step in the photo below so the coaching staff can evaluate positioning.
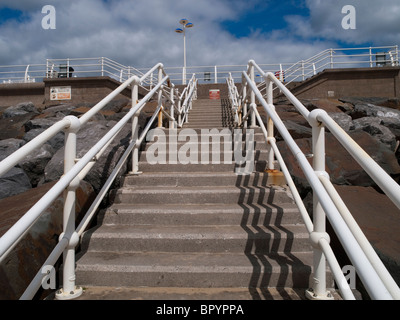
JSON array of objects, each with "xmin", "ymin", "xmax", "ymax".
[
  {"xmin": 143, "ymin": 140, "xmax": 269, "ymax": 151},
  {"xmin": 136, "ymin": 160, "xmax": 268, "ymax": 172},
  {"xmin": 122, "ymin": 171, "xmax": 281, "ymax": 187},
  {"xmin": 188, "ymin": 109, "xmax": 225, "ymax": 114},
  {"xmin": 185, "ymin": 120, "xmax": 229, "ymax": 125},
  {"xmin": 188, "ymin": 110, "xmax": 225, "ymax": 115},
  {"xmin": 113, "ymin": 185, "xmax": 294, "ymax": 205},
  {"xmin": 192, "ymin": 99, "xmax": 222, "ymax": 106},
  {"xmin": 187, "ymin": 113, "xmax": 232, "ymax": 118},
  {"xmin": 80, "ymin": 224, "xmax": 311, "ymax": 254},
  {"xmin": 72, "ymin": 286, "xmax": 325, "ymax": 300},
  {"xmin": 139, "ymin": 150, "xmax": 270, "ymax": 162},
  {"xmin": 143, "ymin": 129, "xmax": 267, "ymax": 141},
  {"xmin": 162, "ymin": 127, "xmax": 265, "ymax": 134},
  {"xmin": 138, "ymin": 152, "xmax": 271, "ymax": 164},
  {"xmin": 101, "ymin": 203, "xmax": 303, "ymax": 226},
  {"xmin": 183, "ymin": 125, "xmax": 235, "ymax": 129},
  {"xmin": 188, "ymin": 110, "xmax": 225, "ymax": 114},
  {"xmin": 75, "ymin": 251, "xmax": 314, "ymax": 288}
]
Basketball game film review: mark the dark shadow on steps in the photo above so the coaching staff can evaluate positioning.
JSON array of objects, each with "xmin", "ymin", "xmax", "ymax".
[{"xmin": 235, "ymin": 173, "xmax": 311, "ymax": 300}]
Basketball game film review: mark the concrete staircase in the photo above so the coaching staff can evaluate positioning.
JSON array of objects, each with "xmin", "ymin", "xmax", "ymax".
[{"xmin": 75, "ymin": 96, "xmax": 317, "ymax": 300}]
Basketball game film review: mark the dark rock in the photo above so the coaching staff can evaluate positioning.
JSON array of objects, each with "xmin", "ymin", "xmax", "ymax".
[
  {"xmin": 0, "ymin": 139, "xmax": 32, "ymax": 199},
  {"xmin": 353, "ymin": 117, "xmax": 397, "ymax": 151},
  {"xmin": 351, "ymin": 103, "xmax": 400, "ymax": 120},
  {"xmin": 106, "ymin": 111, "xmax": 128, "ymax": 122},
  {"xmin": 18, "ymin": 144, "xmax": 55, "ymax": 187},
  {"xmin": 42, "ymin": 103, "xmax": 76, "ymax": 116},
  {"xmin": 0, "ymin": 113, "xmax": 38, "ymax": 140},
  {"xmin": 334, "ymin": 185, "xmax": 400, "ymax": 286},
  {"xmin": 381, "ymin": 117, "xmax": 400, "ymax": 140},
  {"xmin": 0, "ymin": 167, "xmax": 32, "ymax": 199},
  {"xmin": 282, "ymin": 119, "xmax": 312, "ymax": 139},
  {"xmin": 1, "ymin": 102, "xmax": 39, "ymax": 119},
  {"xmin": 0, "ymin": 139, "xmax": 32, "ymax": 198},
  {"xmin": 23, "ymin": 129, "xmax": 65, "ymax": 151},
  {"xmin": 276, "ymin": 130, "xmax": 400, "ymax": 194},
  {"xmin": 0, "ymin": 180, "xmax": 95, "ymax": 299},
  {"xmin": 24, "ymin": 117, "xmax": 62, "ymax": 132},
  {"xmin": 328, "ymin": 112, "xmax": 354, "ymax": 132},
  {"xmin": 0, "ymin": 138, "xmax": 26, "ymax": 160},
  {"xmin": 303, "ymin": 98, "xmax": 352, "ymax": 113},
  {"xmin": 340, "ymin": 97, "xmax": 400, "ymax": 110},
  {"xmin": 70, "ymin": 107, "xmax": 106, "ymax": 121},
  {"xmin": 23, "ymin": 118, "xmax": 66, "ymax": 151},
  {"xmin": 102, "ymin": 98, "xmax": 130, "ymax": 113},
  {"xmin": 43, "ymin": 120, "xmax": 131, "ymax": 193}
]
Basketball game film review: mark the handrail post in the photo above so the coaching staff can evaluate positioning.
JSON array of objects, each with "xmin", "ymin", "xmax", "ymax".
[
  {"xmin": 242, "ymin": 84, "xmax": 248, "ymax": 128},
  {"xmin": 249, "ymin": 64, "xmax": 257, "ymax": 128},
  {"xmin": 369, "ymin": 47, "xmax": 373, "ymax": 68},
  {"xmin": 130, "ymin": 77, "xmax": 141, "ymax": 174},
  {"xmin": 184, "ymin": 88, "xmax": 189, "ymax": 123},
  {"xmin": 265, "ymin": 75, "xmax": 275, "ymax": 170},
  {"xmin": 177, "ymin": 95, "xmax": 182, "ymax": 126},
  {"xmin": 306, "ymin": 110, "xmax": 333, "ymax": 300},
  {"xmin": 55, "ymin": 116, "xmax": 83, "ymax": 300},
  {"xmin": 157, "ymin": 66, "xmax": 164, "ymax": 128},
  {"xmin": 170, "ymin": 84, "xmax": 176, "ymax": 129},
  {"xmin": 24, "ymin": 65, "xmax": 30, "ymax": 83}
]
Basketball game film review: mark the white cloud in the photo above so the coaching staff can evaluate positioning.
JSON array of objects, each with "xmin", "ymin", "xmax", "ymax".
[
  {"xmin": 287, "ymin": 0, "xmax": 400, "ymax": 45},
  {"xmin": 0, "ymin": 0, "xmax": 48, "ymax": 11},
  {"xmin": 0, "ymin": 0, "xmax": 398, "ymax": 78}
]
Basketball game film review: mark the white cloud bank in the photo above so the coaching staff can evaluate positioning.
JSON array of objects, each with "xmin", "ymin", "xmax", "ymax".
[{"xmin": 0, "ymin": 0, "xmax": 399, "ymax": 71}]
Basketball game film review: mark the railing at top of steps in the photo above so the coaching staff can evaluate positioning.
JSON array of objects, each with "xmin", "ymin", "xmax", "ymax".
[
  {"xmin": 0, "ymin": 63, "xmax": 197, "ymax": 300},
  {"xmin": 226, "ymin": 60, "xmax": 400, "ymax": 300},
  {"xmin": 2, "ymin": 46, "xmax": 397, "ymax": 86}
]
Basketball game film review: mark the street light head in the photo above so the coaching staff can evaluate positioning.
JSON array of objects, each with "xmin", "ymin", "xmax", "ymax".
[
  {"xmin": 175, "ymin": 28, "xmax": 184, "ymax": 33},
  {"xmin": 185, "ymin": 22, "xmax": 194, "ymax": 28},
  {"xmin": 179, "ymin": 18, "xmax": 188, "ymax": 25}
]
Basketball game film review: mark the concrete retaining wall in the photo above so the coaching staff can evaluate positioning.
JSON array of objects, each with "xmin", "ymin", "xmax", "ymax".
[
  {"xmin": 285, "ymin": 67, "xmax": 400, "ymax": 100},
  {"xmin": 2, "ymin": 67, "xmax": 399, "ymax": 108}
]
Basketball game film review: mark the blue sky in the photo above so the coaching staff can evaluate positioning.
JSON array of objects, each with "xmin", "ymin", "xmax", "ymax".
[
  {"xmin": 221, "ymin": 1, "xmax": 309, "ymax": 38},
  {"xmin": 0, "ymin": 0, "xmax": 399, "ymax": 70}
]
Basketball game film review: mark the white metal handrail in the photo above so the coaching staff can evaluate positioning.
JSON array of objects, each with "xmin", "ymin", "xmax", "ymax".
[
  {"xmin": 243, "ymin": 100, "xmax": 356, "ymax": 300},
  {"xmin": 0, "ymin": 63, "xmax": 196, "ymax": 300},
  {"xmin": 177, "ymin": 74, "xmax": 197, "ymax": 128},
  {"xmin": 227, "ymin": 60, "xmax": 400, "ymax": 300}
]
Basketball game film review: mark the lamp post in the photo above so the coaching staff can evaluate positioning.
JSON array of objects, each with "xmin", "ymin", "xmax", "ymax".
[{"xmin": 175, "ymin": 18, "xmax": 194, "ymax": 85}]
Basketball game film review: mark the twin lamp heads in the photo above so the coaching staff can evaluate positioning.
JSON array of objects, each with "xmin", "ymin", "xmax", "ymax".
[{"xmin": 175, "ymin": 18, "xmax": 194, "ymax": 33}]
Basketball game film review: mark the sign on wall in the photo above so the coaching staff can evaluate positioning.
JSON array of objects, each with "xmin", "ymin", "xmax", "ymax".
[
  {"xmin": 50, "ymin": 86, "xmax": 71, "ymax": 100},
  {"xmin": 209, "ymin": 89, "xmax": 220, "ymax": 100}
]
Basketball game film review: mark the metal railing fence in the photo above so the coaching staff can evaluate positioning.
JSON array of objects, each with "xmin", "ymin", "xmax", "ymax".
[
  {"xmin": 226, "ymin": 60, "xmax": 400, "ymax": 300},
  {"xmin": 0, "ymin": 63, "xmax": 196, "ymax": 300},
  {"xmin": 1, "ymin": 45, "xmax": 398, "ymax": 86}
]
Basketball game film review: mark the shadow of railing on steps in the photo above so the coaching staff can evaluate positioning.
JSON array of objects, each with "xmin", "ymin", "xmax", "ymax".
[{"xmin": 235, "ymin": 173, "xmax": 311, "ymax": 300}]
